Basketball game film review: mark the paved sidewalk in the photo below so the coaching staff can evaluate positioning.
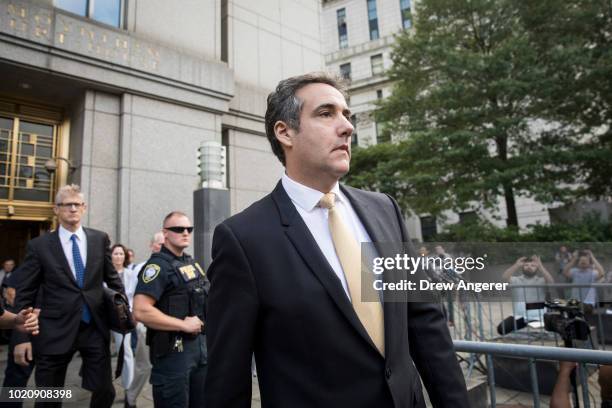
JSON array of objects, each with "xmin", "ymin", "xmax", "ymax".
[{"xmin": 0, "ymin": 344, "xmax": 262, "ymax": 407}]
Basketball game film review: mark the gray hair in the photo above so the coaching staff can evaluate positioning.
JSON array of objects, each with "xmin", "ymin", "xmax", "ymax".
[
  {"xmin": 150, "ymin": 231, "xmax": 164, "ymax": 245},
  {"xmin": 264, "ymin": 72, "xmax": 348, "ymax": 165},
  {"xmin": 55, "ymin": 184, "xmax": 84, "ymax": 205}
]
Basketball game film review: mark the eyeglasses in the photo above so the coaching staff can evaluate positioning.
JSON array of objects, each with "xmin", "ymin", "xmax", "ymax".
[
  {"xmin": 57, "ymin": 202, "xmax": 85, "ymax": 209},
  {"xmin": 165, "ymin": 226, "xmax": 194, "ymax": 234}
]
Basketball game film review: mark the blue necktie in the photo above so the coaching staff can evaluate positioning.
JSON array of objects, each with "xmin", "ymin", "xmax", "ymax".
[{"xmin": 70, "ymin": 234, "xmax": 91, "ymax": 323}]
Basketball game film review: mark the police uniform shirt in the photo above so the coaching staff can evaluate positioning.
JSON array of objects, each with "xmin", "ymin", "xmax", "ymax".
[{"xmin": 135, "ymin": 245, "xmax": 189, "ymax": 301}]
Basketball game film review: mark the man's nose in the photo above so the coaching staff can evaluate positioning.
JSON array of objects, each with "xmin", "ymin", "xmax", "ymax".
[{"xmin": 338, "ymin": 115, "xmax": 354, "ymax": 138}]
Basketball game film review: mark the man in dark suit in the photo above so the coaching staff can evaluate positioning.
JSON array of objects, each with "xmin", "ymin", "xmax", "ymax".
[
  {"xmin": 13, "ymin": 184, "xmax": 125, "ymax": 407},
  {"xmin": 205, "ymin": 73, "xmax": 469, "ymax": 407}
]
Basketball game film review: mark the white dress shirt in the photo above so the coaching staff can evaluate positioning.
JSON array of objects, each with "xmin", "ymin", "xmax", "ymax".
[
  {"xmin": 58, "ymin": 224, "xmax": 88, "ymax": 280},
  {"xmin": 282, "ymin": 174, "xmax": 373, "ymax": 299}
]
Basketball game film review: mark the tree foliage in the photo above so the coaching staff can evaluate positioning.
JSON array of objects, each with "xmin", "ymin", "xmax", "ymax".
[{"xmin": 346, "ymin": 0, "xmax": 612, "ymax": 226}]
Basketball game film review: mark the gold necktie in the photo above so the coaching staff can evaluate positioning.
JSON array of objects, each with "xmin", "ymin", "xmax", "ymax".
[{"xmin": 319, "ymin": 192, "xmax": 385, "ymax": 356}]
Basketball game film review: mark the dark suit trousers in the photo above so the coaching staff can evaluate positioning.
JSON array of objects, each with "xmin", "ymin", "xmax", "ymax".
[
  {"xmin": 34, "ymin": 323, "xmax": 115, "ymax": 408},
  {"xmin": 1, "ymin": 336, "xmax": 35, "ymax": 408}
]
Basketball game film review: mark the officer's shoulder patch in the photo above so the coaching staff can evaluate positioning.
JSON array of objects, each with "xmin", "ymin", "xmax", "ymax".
[{"xmin": 142, "ymin": 264, "xmax": 161, "ymax": 283}]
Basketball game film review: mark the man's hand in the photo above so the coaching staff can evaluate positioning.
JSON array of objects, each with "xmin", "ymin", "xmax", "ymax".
[
  {"xmin": 182, "ymin": 316, "xmax": 204, "ymax": 334},
  {"xmin": 515, "ymin": 257, "xmax": 527, "ymax": 267},
  {"xmin": 585, "ymin": 249, "xmax": 600, "ymax": 263},
  {"xmin": 558, "ymin": 361, "xmax": 577, "ymax": 375},
  {"xmin": 14, "ymin": 307, "xmax": 40, "ymax": 335},
  {"xmin": 14, "ymin": 342, "xmax": 33, "ymax": 366},
  {"xmin": 533, "ymin": 255, "xmax": 543, "ymax": 270},
  {"xmin": 5, "ymin": 287, "xmax": 15, "ymax": 306}
]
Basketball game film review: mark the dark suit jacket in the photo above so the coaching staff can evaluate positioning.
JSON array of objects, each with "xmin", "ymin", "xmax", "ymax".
[
  {"xmin": 205, "ymin": 182, "xmax": 469, "ymax": 408},
  {"xmin": 13, "ymin": 227, "xmax": 125, "ymax": 355}
]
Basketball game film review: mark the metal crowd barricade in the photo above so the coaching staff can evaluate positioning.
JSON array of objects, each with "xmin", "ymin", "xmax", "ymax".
[
  {"xmin": 444, "ymin": 283, "xmax": 612, "ymax": 351},
  {"xmin": 453, "ymin": 340, "xmax": 612, "ymax": 408}
]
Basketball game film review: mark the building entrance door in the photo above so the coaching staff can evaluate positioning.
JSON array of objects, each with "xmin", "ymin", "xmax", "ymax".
[
  {"xmin": 0, "ymin": 99, "xmax": 66, "ymax": 249},
  {"xmin": 0, "ymin": 219, "xmax": 49, "ymax": 265}
]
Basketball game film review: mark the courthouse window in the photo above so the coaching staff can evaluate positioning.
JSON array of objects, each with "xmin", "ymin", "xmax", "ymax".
[
  {"xmin": 367, "ymin": 0, "xmax": 379, "ymax": 40},
  {"xmin": 420, "ymin": 216, "xmax": 437, "ymax": 241},
  {"xmin": 340, "ymin": 63, "xmax": 352, "ymax": 80},
  {"xmin": 371, "ymin": 54, "xmax": 384, "ymax": 76},
  {"xmin": 400, "ymin": 0, "xmax": 412, "ymax": 29},
  {"xmin": 459, "ymin": 211, "xmax": 478, "ymax": 224},
  {"xmin": 337, "ymin": 8, "xmax": 348, "ymax": 49},
  {"xmin": 55, "ymin": 0, "xmax": 123, "ymax": 28}
]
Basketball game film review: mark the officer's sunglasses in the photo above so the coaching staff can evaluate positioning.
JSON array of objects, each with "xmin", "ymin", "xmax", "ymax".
[{"xmin": 165, "ymin": 226, "xmax": 194, "ymax": 234}]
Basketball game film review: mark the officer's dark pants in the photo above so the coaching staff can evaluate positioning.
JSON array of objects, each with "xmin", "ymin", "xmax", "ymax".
[{"xmin": 151, "ymin": 334, "xmax": 207, "ymax": 408}]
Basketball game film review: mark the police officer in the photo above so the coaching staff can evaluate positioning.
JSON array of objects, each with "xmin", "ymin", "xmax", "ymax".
[{"xmin": 133, "ymin": 211, "xmax": 208, "ymax": 408}]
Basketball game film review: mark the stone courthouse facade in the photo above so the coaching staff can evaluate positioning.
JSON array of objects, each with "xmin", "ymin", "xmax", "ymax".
[{"xmin": 0, "ymin": 0, "xmax": 323, "ymax": 260}]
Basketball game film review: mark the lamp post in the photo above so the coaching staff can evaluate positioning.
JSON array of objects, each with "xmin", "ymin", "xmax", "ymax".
[
  {"xmin": 196, "ymin": 141, "xmax": 226, "ymax": 189},
  {"xmin": 193, "ymin": 141, "xmax": 230, "ymax": 270},
  {"xmin": 44, "ymin": 156, "xmax": 77, "ymax": 174}
]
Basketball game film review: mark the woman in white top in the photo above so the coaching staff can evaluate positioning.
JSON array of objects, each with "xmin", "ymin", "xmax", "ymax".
[{"xmin": 110, "ymin": 244, "xmax": 135, "ymax": 391}]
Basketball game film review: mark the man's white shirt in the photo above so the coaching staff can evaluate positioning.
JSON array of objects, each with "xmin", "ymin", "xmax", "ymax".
[
  {"xmin": 281, "ymin": 174, "xmax": 373, "ymax": 300},
  {"xmin": 58, "ymin": 224, "xmax": 87, "ymax": 280}
]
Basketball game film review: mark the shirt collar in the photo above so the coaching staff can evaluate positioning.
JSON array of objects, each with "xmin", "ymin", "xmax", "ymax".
[
  {"xmin": 281, "ymin": 173, "xmax": 342, "ymax": 212},
  {"xmin": 59, "ymin": 224, "xmax": 85, "ymax": 244},
  {"xmin": 160, "ymin": 245, "xmax": 188, "ymax": 261}
]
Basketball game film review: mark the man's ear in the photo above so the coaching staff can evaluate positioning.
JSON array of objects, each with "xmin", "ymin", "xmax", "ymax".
[{"xmin": 274, "ymin": 120, "xmax": 294, "ymax": 149}]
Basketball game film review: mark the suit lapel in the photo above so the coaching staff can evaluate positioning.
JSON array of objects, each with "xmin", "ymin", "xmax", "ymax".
[
  {"xmin": 272, "ymin": 182, "xmax": 380, "ymax": 353},
  {"xmin": 51, "ymin": 230, "xmax": 78, "ymax": 286},
  {"xmin": 340, "ymin": 185, "xmax": 390, "ymax": 243},
  {"xmin": 341, "ymin": 185, "xmax": 409, "ymax": 357}
]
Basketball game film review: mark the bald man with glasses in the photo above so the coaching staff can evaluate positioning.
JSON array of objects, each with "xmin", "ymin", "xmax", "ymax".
[{"xmin": 133, "ymin": 211, "xmax": 209, "ymax": 408}]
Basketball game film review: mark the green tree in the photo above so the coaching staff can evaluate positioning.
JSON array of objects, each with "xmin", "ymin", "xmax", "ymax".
[
  {"xmin": 347, "ymin": 0, "xmax": 603, "ymax": 226},
  {"xmin": 518, "ymin": 0, "xmax": 612, "ymax": 199}
]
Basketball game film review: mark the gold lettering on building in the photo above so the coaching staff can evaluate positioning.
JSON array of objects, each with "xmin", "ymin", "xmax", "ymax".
[{"xmin": 3, "ymin": 3, "xmax": 163, "ymax": 74}]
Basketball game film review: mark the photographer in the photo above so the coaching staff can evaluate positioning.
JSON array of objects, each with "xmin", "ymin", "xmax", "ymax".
[
  {"xmin": 502, "ymin": 255, "xmax": 554, "ymax": 322},
  {"xmin": 563, "ymin": 250, "xmax": 604, "ymax": 306}
]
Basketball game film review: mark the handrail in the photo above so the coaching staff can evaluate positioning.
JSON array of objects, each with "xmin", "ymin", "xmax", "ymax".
[{"xmin": 453, "ymin": 340, "xmax": 612, "ymax": 364}]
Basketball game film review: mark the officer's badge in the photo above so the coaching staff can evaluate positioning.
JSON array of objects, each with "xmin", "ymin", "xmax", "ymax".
[
  {"xmin": 178, "ymin": 264, "xmax": 197, "ymax": 282},
  {"xmin": 142, "ymin": 264, "xmax": 161, "ymax": 283}
]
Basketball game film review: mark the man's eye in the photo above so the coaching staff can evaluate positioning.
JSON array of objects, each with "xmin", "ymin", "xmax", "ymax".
[{"xmin": 320, "ymin": 111, "xmax": 331, "ymax": 117}]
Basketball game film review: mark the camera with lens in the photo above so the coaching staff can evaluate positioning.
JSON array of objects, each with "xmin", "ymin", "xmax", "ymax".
[{"xmin": 543, "ymin": 299, "xmax": 590, "ymax": 342}]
